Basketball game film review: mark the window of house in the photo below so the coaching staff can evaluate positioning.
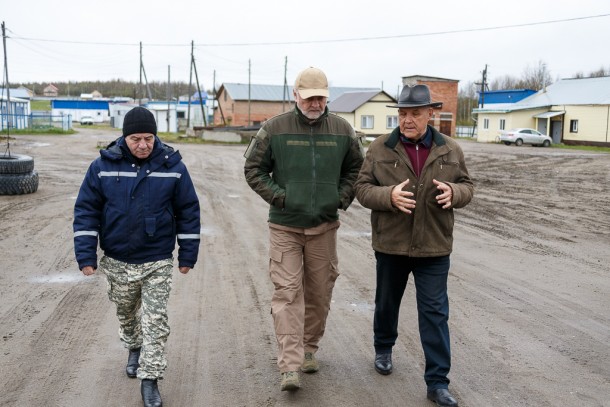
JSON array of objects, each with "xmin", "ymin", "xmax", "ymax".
[
  {"xmin": 570, "ymin": 119, "xmax": 578, "ymax": 133},
  {"xmin": 483, "ymin": 118, "xmax": 489, "ymax": 129},
  {"xmin": 361, "ymin": 115, "xmax": 374, "ymax": 129},
  {"xmin": 499, "ymin": 119, "xmax": 506, "ymax": 130},
  {"xmin": 177, "ymin": 111, "xmax": 185, "ymax": 119},
  {"xmin": 386, "ymin": 115, "xmax": 398, "ymax": 129}
]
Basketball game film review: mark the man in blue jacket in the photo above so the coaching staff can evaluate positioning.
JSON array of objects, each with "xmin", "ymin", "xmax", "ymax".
[{"xmin": 73, "ymin": 107, "xmax": 200, "ymax": 407}]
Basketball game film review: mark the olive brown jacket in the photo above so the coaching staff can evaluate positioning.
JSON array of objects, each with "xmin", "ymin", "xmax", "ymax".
[{"xmin": 355, "ymin": 126, "xmax": 473, "ymax": 257}]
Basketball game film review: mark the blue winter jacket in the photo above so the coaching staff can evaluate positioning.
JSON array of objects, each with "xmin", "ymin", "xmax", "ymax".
[{"xmin": 73, "ymin": 136, "xmax": 201, "ymax": 270}]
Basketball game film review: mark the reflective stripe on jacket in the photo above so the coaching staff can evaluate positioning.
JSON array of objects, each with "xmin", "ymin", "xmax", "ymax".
[{"xmin": 73, "ymin": 136, "xmax": 200, "ymax": 269}]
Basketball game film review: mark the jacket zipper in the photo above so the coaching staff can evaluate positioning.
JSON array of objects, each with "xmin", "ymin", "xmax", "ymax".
[{"xmin": 310, "ymin": 127, "xmax": 316, "ymax": 213}]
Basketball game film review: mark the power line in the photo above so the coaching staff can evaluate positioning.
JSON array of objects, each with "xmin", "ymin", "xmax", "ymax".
[{"xmin": 7, "ymin": 13, "xmax": 610, "ymax": 47}]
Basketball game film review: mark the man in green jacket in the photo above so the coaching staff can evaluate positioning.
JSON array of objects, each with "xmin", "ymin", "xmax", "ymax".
[
  {"xmin": 355, "ymin": 84, "xmax": 473, "ymax": 407},
  {"xmin": 244, "ymin": 66, "xmax": 364, "ymax": 391}
]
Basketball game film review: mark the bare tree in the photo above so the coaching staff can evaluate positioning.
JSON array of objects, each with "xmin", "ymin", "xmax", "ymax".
[
  {"xmin": 489, "ymin": 74, "xmax": 521, "ymax": 90},
  {"xmin": 589, "ymin": 66, "xmax": 610, "ymax": 77},
  {"xmin": 522, "ymin": 60, "xmax": 553, "ymax": 90}
]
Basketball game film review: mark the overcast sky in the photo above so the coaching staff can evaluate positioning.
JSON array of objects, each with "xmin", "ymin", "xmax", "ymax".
[{"xmin": 2, "ymin": 0, "xmax": 609, "ymax": 95}]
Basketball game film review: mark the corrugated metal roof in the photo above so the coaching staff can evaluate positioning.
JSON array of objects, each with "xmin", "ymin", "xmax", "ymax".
[
  {"xmin": 516, "ymin": 76, "xmax": 610, "ymax": 107},
  {"xmin": 221, "ymin": 83, "xmax": 379, "ymax": 102},
  {"xmin": 533, "ymin": 110, "xmax": 565, "ymax": 119},
  {"xmin": 0, "ymin": 88, "xmax": 31, "ymax": 99},
  {"xmin": 329, "ymin": 91, "xmax": 385, "ymax": 113}
]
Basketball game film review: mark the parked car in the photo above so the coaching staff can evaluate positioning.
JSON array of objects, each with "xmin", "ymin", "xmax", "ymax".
[
  {"xmin": 80, "ymin": 116, "xmax": 94, "ymax": 125},
  {"xmin": 499, "ymin": 128, "xmax": 552, "ymax": 147}
]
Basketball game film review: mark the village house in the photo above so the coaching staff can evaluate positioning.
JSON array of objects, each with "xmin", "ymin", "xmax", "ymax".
[
  {"xmin": 213, "ymin": 83, "xmax": 379, "ymax": 127},
  {"xmin": 43, "ymin": 84, "xmax": 59, "ymax": 97},
  {"xmin": 328, "ymin": 90, "xmax": 397, "ymax": 136},
  {"xmin": 474, "ymin": 76, "xmax": 610, "ymax": 146}
]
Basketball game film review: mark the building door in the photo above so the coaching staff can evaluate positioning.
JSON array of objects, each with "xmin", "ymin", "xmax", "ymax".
[
  {"xmin": 440, "ymin": 113, "xmax": 452, "ymax": 136},
  {"xmin": 551, "ymin": 120, "xmax": 562, "ymax": 144},
  {"xmin": 537, "ymin": 119, "xmax": 548, "ymax": 135}
]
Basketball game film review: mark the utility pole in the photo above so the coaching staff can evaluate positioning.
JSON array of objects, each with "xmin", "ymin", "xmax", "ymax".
[
  {"xmin": 2, "ymin": 21, "xmax": 13, "ymax": 151},
  {"xmin": 248, "ymin": 59, "xmax": 251, "ymax": 127},
  {"xmin": 139, "ymin": 42, "xmax": 143, "ymax": 105},
  {"xmin": 282, "ymin": 56, "xmax": 288, "ymax": 112},
  {"xmin": 191, "ymin": 50, "xmax": 207, "ymax": 126},
  {"xmin": 472, "ymin": 65, "xmax": 488, "ymax": 138},
  {"xmin": 478, "ymin": 64, "xmax": 488, "ymax": 108},
  {"xmin": 139, "ymin": 42, "xmax": 152, "ymax": 102},
  {"xmin": 187, "ymin": 40, "xmax": 193, "ymax": 129},
  {"xmin": 167, "ymin": 65, "xmax": 171, "ymax": 132},
  {"xmin": 213, "ymin": 69, "xmax": 225, "ymax": 126}
]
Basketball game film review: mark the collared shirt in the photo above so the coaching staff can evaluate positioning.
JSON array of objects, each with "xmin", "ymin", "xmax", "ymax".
[{"xmin": 399, "ymin": 127, "xmax": 432, "ymax": 178}]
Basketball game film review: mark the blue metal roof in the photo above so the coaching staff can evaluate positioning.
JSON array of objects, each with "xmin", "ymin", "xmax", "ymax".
[
  {"xmin": 52, "ymin": 100, "xmax": 109, "ymax": 110},
  {"xmin": 477, "ymin": 89, "xmax": 536, "ymax": 105}
]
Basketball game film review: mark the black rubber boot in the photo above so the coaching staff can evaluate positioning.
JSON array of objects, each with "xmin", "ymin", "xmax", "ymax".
[
  {"xmin": 141, "ymin": 379, "xmax": 162, "ymax": 407},
  {"xmin": 125, "ymin": 348, "xmax": 141, "ymax": 378}
]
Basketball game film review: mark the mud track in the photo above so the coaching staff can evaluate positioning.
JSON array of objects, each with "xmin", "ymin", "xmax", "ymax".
[{"xmin": 1, "ymin": 129, "xmax": 608, "ymax": 406}]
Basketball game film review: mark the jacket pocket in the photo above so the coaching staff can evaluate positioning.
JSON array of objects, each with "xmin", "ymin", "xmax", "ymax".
[
  {"xmin": 316, "ymin": 182, "xmax": 340, "ymax": 214},
  {"xmin": 284, "ymin": 182, "xmax": 313, "ymax": 213},
  {"xmin": 145, "ymin": 217, "xmax": 156, "ymax": 237}
]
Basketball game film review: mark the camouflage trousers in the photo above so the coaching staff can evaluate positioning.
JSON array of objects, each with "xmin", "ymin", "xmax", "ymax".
[{"xmin": 100, "ymin": 256, "xmax": 173, "ymax": 380}]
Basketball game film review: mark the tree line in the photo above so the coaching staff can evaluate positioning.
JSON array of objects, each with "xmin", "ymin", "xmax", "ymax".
[{"xmin": 18, "ymin": 79, "xmax": 213, "ymax": 100}]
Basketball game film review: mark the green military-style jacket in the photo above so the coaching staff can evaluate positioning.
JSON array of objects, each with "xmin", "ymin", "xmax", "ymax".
[{"xmin": 244, "ymin": 106, "xmax": 364, "ymax": 228}]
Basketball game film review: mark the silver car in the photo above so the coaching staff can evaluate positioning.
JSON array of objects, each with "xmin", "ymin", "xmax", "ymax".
[{"xmin": 499, "ymin": 128, "xmax": 552, "ymax": 147}]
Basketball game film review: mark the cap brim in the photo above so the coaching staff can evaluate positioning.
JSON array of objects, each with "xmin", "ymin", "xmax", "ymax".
[{"xmin": 298, "ymin": 88, "xmax": 329, "ymax": 99}]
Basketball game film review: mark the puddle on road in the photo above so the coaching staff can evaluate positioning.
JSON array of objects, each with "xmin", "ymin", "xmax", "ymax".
[
  {"xmin": 29, "ymin": 273, "xmax": 87, "ymax": 284},
  {"xmin": 200, "ymin": 226, "xmax": 216, "ymax": 236},
  {"xmin": 24, "ymin": 142, "xmax": 51, "ymax": 148},
  {"xmin": 332, "ymin": 299, "xmax": 375, "ymax": 314},
  {"xmin": 339, "ymin": 230, "xmax": 371, "ymax": 238}
]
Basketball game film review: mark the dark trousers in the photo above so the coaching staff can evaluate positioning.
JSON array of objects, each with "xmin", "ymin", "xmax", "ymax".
[{"xmin": 373, "ymin": 251, "xmax": 451, "ymax": 390}]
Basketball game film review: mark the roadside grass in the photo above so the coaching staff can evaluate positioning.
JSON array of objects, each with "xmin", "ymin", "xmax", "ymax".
[
  {"xmin": 553, "ymin": 144, "xmax": 610, "ymax": 153},
  {"xmin": 1, "ymin": 128, "xmax": 75, "ymax": 135},
  {"xmin": 30, "ymin": 100, "xmax": 51, "ymax": 111}
]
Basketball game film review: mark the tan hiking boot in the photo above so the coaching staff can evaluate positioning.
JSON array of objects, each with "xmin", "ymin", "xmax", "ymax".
[
  {"xmin": 301, "ymin": 352, "xmax": 319, "ymax": 373},
  {"xmin": 280, "ymin": 371, "xmax": 300, "ymax": 391}
]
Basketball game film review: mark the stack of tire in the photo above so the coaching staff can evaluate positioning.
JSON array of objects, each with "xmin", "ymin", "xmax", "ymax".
[{"xmin": 0, "ymin": 153, "xmax": 39, "ymax": 195}]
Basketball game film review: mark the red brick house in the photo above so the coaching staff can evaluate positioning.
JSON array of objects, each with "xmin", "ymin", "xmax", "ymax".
[
  {"xmin": 402, "ymin": 75, "xmax": 459, "ymax": 137},
  {"xmin": 214, "ymin": 83, "xmax": 380, "ymax": 127}
]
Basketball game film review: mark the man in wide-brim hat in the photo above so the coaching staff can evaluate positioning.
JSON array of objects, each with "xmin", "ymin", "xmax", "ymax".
[{"xmin": 355, "ymin": 84, "xmax": 474, "ymax": 407}]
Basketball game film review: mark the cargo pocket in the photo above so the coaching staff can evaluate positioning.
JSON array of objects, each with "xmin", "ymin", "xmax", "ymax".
[{"xmin": 145, "ymin": 217, "xmax": 156, "ymax": 237}]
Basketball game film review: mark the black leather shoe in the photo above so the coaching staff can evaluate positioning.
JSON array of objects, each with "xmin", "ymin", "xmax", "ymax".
[
  {"xmin": 427, "ymin": 388, "xmax": 458, "ymax": 407},
  {"xmin": 141, "ymin": 379, "xmax": 163, "ymax": 407},
  {"xmin": 374, "ymin": 353, "xmax": 392, "ymax": 375},
  {"xmin": 126, "ymin": 348, "xmax": 141, "ymax": 378}
]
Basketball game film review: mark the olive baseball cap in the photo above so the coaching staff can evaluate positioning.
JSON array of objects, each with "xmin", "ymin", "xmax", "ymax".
[{"xmin": 294, "ymin": 67, "xmax": 330, "ymax": 99}]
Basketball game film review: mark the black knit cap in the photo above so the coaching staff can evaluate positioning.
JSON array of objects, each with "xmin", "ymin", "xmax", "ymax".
[{"xmin": 122, "ymin": 107, "xmax": 157, "ymax": 137}]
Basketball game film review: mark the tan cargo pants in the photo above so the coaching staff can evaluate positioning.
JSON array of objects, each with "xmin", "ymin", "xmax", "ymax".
[{"xmin": 268, "ymin": 221, "xmax": 340, "ymax": 373}]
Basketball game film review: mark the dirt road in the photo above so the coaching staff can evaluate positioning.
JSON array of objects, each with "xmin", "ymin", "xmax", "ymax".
[{"xmin": 1, "ymin": 128, "xmax": 609, "ymax": 407}]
